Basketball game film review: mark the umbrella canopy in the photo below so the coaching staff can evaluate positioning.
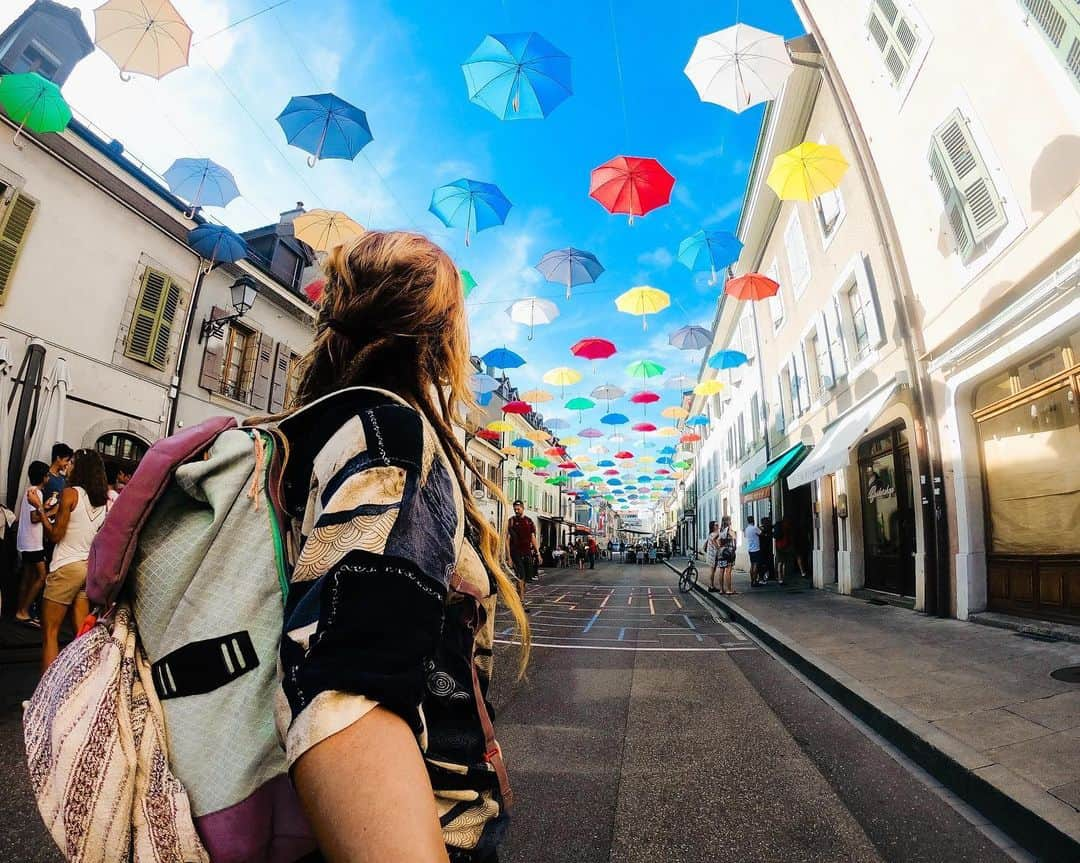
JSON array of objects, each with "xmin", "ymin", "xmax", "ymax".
[
  {"xmin": 502, "ymin": 400, "xmax": 533, "ymax": 414},
  {"xmin": 557, "ymin": 461, "xmax": 578, "ymax": 470},
  {"xmin": 544, "ymin": 445, "xmax": 567, "ymax": 456},
  {"xmin": 525, "ymin": 429, "xmax": 551, "ymax": 442},
  {"xmin": 292, "ymin": 210, "xmax": 365, "ymax": 253},
  {"xmin": 521, "ymin": 388, "xmax": 553, "ymax": 403},
  {"xmin": 615, "ymin": 286, "xmax": 670, "ymax": 331},
  {"xmin": 725, "ymin": 272, "xmax": 779, "ymax": 301},
  {"xmin": 614, "ymin": 451, "xmax": 634, "ymax": 460},
  {"xmin": 659, "ymin": 425, "xmax": 681, "ymax": 436},
  {"xmin": 708, "ymin": 350, "xmax": 749, "ymax": 370},
  {"xmin": 93, "ymin": 0, "xmax": 192, "ymax": 80},
  {"xmin": 537, "ymin": 247, "xmax": 604, "ymax": 299},
  {"xmin": 469, "ymin": 372, "xmax": 500, "ymax": 394},
  {"xmin": 686, "ymin": 415, "xmax": 710, "ymax": 426},
  {"xmin": 684, "ymin": 24, "xmax": 794, "ymax": 114},
  {"xmin": 629, "ymin": 391, "xmax": 660, "ymax": 405},
  {"xmin": 277, "ymin": 93, "xmax": 373, "ymax": 166},
  {"xmin": 680, "ymin": 433, "xmax": 702, "ymax": 443},
  {"xmin": 475, "ymin": 429, "xmax": 501, "ymax": 442},
  {"xmin": 560, "ymin": 436, "xmax": 580, "ymax": 447},
  {"xmin": 461, "ymin": 269, "xmax": 478, "ymax": 297},
  {"xmin": 694, "ymin": 379, "xmax": 725, "ymax": 396},
  {"xmin": 462, "ymin": 32, "xmax": 572, "ymax": 120},
  {"xmin": 508, "ymin": 297, "xmax": 559, "ymax": 340},
  {"xmin": 601, "ymin": 412, "xmax": 629, "ymax": 426},
  {"xmin": 626, "ymin": 359, "xmax": 665, "ymax": 380},
  {"xmin": 565, "ymin": 397, "xmax": 595, "ymax": 412},
  {"xmin": 591, "ymin": 384, "xmax": 625, "ymax": 402},
  {"xmin": 579, "ymin": 428, "xmax": 604, "ymax": 439},
  {"xmin": 546, "ymin": 475, "xmax": 569, "ymax": 486},
  {"xmin": 188, "ymin": 224, "xmax": 248, "ymax": 268},
  {"xmin": 486, "ymin": 420, "xmax": 514, "ymax": 433},
  {"xmin": 668, "ymin": 325, "xmax": 712, "ymax": 350},
  {"xmin": 20, "ymin": 357, "xmax": 70, "ymax": 500},
  {"xmin": 0, "ymin": 73, "xmax": 71, "ymax": 144},
  {"xmin": 661, "ymin": 406, "xmax": 689, "ymax": 419},
  {"xmin": 544, "ymin": 418, "xmax": 569, "ymax": 430},
  {"xmin": 529, "ymin": 456, "xmax": 550, "ymax": 468},
  {"xmin": 767, "ymin": 142, "xmax": 849, "ymax": 201},
  {"xmin": 303, "ymin": 279, "xmax": 325, "ymax": 303},
  {"xmin": 632, "ymin": 422, "xmax": 657, "ymax": 432},
  {"xmin": 571, "ymin": 337, "xmax": 616, "ymax": 361},
  {"xmin": 677, "ymin": 230, "xmax": 743, "ymax": 282},
  {"xmin": 665, "ymin": 374, "xmax": 695, "ymax": 390},
  {"xmin": 543, "ymin": 367, "xmax": 582, "ymax": 388},
  {"xmin": 429, "ymin": 179, "xmax": 512, "ymax": 245},
  {"xmin": 481, "ymin": 347, "xmax": 525, "ymax": 369},
  {"xmin": 589, "ymin": 156, "xmax": 675, "ymax": 223},
  {"xmin": 163, "ymin": 158, "xmax": 240, "ymax": 212}
]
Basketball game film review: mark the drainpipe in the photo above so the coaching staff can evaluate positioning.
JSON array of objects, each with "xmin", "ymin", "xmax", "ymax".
[
  {"xmin": 788, "ymin": 14, "xmax": 951, "ymax": 617},
  {"xmin": 165, "ymin": 262, "xmax": 209, "ymax": 436}
]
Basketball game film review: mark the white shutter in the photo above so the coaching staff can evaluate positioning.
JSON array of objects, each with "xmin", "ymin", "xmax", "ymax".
[
  {"xmin": 827, "ymin": 297, "xmax": 849, "ymax": 378},
  {"xmin": 1019, "ymin": 0, "xmax": 1080, "ymax": 90},
  {"xmin": 795, "ymin": 348, "xmax": 812, "ymax": 414},
  {"xmin": 767, "ymin": 261, "xmax": 785, "ymax": 328},
  {"xmin": 773, "ymin": 375, "xmax": 786, "ymax": 435},
  {"xmin": 815, "ymin": 314, "xmax": 834, "ymax": 388},
  {"xmin": 784, "ymin": 212, "xmax": 811, "ymax": 296},
  {"xmin": 867, "ymin": 0, "xmax": 921, "ymax": 86},
  {"xmin": 852, "ymin": 255, "xmax": 883, "ymax": 348}
]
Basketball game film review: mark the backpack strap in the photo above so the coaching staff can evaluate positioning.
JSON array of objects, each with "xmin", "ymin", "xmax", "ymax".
[{"xmin": 86, "ymin": 415, "xmax": 239, "ymax": 608}]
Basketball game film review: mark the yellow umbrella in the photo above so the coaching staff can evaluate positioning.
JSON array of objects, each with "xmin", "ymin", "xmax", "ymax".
[
  {"xmin": 525, "ymin": 429, "xmax": 551, "ymax": 442},
  {"xmin": 560, "ymin": 436, "xmax": 581, "ymax": 447},
  {"xmin": 500, "ymin": 445, "xmax": 517, "ymax": 456},
  {"xmin": 615, "ymin": 286, "xmax": 670, "ymax": 330},
  {"xmin": 766, "ymin": 142, "xmax": 849, "ymax": 201},
  {"xmin": 521, "ymin": 388, "xmax": 554, "ymax": 403},
  {"xmin": 93, "ymin": 0, "xmax": 193, "ymax": 80},
  {"xmin": 543, "ymin": 366, "xmax": 582, "ymax": 397},
  {"xmin": 487, "ymin": 420, "xmax": 514, "ymax": 433},
  {"xmin": 694, "ymin": 379, "xmax": 725, "ymax": 396},
  {"xmin": 292, "ymin": 209, "xmax": 365, "ymax": 252},
  {"xmin": 661, "ymin": 406, "xmax": 689, "ymax": 419},
  {"xmin": 658, "ymin": 426, "xmax": 682, "ymax": 437}
]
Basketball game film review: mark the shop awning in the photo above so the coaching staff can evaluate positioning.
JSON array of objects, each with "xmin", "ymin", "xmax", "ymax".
[
  {"xmin": 740, "ymin": 443, "xmax": 810, "ymax": 502},
  {"xmin": 788, "ymin": 384, "xmax": 897, "ymax": 489}
]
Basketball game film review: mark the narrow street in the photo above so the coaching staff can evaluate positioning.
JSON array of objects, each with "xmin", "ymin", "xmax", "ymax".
[{"xmin": 489, "ymin": 559, "xmax": 1023, "ymax": 863}]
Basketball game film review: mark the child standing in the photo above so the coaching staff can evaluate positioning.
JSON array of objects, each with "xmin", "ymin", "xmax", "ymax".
[{"xmin": 13, "ymin": 461, "xmax": 50, "ymax": 627}]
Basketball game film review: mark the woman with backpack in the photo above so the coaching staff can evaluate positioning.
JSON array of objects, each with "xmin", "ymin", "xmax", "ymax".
[
  {"xmin": 717, "ymin": 516, "xmax": 738, "ymax": 595},
  {"xmin": 40, "ymin": 449, "xmax": 108, "ymax": 672}
]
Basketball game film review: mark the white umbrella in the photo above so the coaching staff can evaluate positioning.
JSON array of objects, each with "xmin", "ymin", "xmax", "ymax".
[
  {"xmin": 20, "ymin": 357, "xmax": 71, "ymax": 504},
  {"xmin": 684, "ymin": 24, "xmax": 794, "ymax": 114},
  {"xmin": 507, "ymin": 297, "xmax": 559, "ymax": 341},
  {"xmin": 0, "ymin": 337, "xmax": 12, "ymax": 506}
]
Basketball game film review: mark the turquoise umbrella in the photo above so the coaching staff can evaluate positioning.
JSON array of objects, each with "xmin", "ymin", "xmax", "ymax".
[{"xmin": 462, "ymin": 32, "xmax": 572, "ymax": 120}]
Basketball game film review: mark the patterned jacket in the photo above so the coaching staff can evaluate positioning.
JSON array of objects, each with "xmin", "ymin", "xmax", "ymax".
[{"xmin": 274, "ymin": 387, "xmax": 508, "ymax": 861}]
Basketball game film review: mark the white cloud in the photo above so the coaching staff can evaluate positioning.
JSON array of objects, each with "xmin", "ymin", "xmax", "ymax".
[
  {"xmin": 676, "ymin": 141, "xmax": 725, "ymax": 166},
  {"xmin": 637, "ymin": 247, "xmax": 674, "ymax": 269},
  {"xmin": 703, "ymin": 195, "xmax": 744, "ymax": 227}
]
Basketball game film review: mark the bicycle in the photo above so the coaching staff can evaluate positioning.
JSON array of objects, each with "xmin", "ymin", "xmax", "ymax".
[{"xmin": 677, "ymin": 559, "xmax": 699, "ymax": 594}]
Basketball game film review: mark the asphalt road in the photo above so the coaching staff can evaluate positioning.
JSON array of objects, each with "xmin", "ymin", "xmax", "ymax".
[{"xmin": 0, "ymin": 559, "xmax": 1021, "ymax": 862}]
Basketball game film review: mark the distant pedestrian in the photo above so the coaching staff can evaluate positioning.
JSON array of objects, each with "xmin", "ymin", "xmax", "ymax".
[
  {"xmin": 718, "ymin": 516, "xmax": 737, "ymax": 595},
  {"xmin": 705, "ymin": 520, "xmax": 721, "ymax": 591},
  {"xmin": 13, "ymin": 461, "xmax": 50, "ymax": 628},
  {"xmin": 648, "ymin": 544, "xmax": 657, "ymax": 565},
  {"xmin": 506, "ymin": 500, "xmax": 540, "ymax": 612},
  {"xmin": 759, "ymin": 516, "xmax": 775, "ymax": 584},
  {"xmin": 745, "ymin": 516, "xmax": 763, "ymax": 586},
  {"xmin": 105, "ymin": 462, "xmax": 122, "ymax": 511},
  {"xmin": 40, "ymin": 449, "xmax": 108, "ymax": 672},
  {"xmin": 575, "ymin": 538, "xmax": 587, "ymax": 571},
  {"xmin": 588, "ymin": 537, "xmax": 598, "ymax": 569}
]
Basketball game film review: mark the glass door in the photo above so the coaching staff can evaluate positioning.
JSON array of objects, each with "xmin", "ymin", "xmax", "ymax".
[{"xmin": 859, "ymin": 427, "xmax": 915, "ymax": 595}]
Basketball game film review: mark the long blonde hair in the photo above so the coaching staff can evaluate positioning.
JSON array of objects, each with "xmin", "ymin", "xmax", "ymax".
[{"xmin": 291, "ymin": 230, "xmax": 529, "ymax": 672}]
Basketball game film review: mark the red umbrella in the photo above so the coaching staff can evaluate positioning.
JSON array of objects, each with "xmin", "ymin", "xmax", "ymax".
[
  {"xmin": 656, "ymin": 468, "xmax": 671, "ymax": 475},
  {"xmin": 632, "ymin": 421, "xmax": 657, "ymax": 432},
  {"xmin": 501, "ymin": 400, "xmax": 533, "ymax": 414},
  {"xmin": 544, "ymin": 446, "xmax": 567, "ymax": 457},
  {"xmin": 680, "ymin": 433, "xmax": 701, "ymax": 443},
  {"xmin": 614, "ymin": 450, "xmax": 634, "ymax": 459},
  {"xmin": 571, "ymin": 337, "xmax": 617, "ymax": 360},
  {"xmin": 557, "ymin": 461, "xmax": 578, "ymax": 470},
  {"xmin": 303, "ymin": 278, "xmax": 325, "ymax": 303},
  {"xmin": 589, "ymin": 156, "xmax": 675, "ymax": 224},
  {"xmin": 725, "ymin": 272, "xmax": 779, "ymax": 301},
  {"xmin": 603, "ymin": 469, "xmax": 620, "ymax": 475},
  {"xmin": 476, "ymin": 429, "xmax": 501, "ymax": 442},
  {"xmin": 629, "ymin": 390, "xmax": 660, "ymax": 404}
]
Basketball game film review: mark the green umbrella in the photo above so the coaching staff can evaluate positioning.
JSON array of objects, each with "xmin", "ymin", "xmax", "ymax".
[
  {"xmin": 460, "ymin": 269, "xmax": 477, "ymax": 298},
  {"xmin": 565, "ymin": 396, "xmax": 595, "ymax": 411},
  {"xmin": 626, "ymin": 359, "xmax": 665, "ymax": 380},
  {"xmin": 0, "ymin": 73, "xmax": 72, "ymax": 146},
  {"xmin": 546, "ymin": 475, "xmax": 569, "ymax": 485},
  {"xmin": 529, "ymin": 456, "xmax": 550, "ymax": 468}
]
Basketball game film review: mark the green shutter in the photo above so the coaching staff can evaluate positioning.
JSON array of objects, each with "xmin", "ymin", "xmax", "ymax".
[
  {"xmin": 0, "ymin": 192, "xmax": 37, "ymax": 304},
  {"xmin": 1021, "ymin": 0, "xmax": 1080, "ymax": 89},
  {"xmin": 867, "ymin": 0, "xmax": 920, "ymax": 85},
  {"xmin": 126, "ymin": 268, "xmax": 180, "ymax": 370}
]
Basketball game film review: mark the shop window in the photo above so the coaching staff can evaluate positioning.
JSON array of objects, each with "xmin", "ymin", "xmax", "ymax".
[{"xmin": 96, "ymin": 432, "xmax": 148, "ymax": 473}]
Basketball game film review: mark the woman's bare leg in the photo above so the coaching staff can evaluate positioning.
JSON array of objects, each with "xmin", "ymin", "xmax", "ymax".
[{"xmin": 40, "ymin": 599, "xmax": 67, "ymax": 673}]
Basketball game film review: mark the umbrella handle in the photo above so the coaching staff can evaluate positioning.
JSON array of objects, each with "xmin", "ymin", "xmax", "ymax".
[
  {"xmin": 119, "ymin": 70, "xmax": 132, "ymax": 82},
  {"xmin": 11, "ymin": 122, "xmax": 25, "ymax": 150},
  {"xmin": 306, "ymin": 154, "xmax": 318, "ymax": 168}
]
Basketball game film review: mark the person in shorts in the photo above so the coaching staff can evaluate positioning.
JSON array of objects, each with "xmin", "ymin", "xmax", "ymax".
[
  {"xmin": 744, "ymin": 516, "xmax": 763, "ymax": 586},
  {"xmin": 14, "ymin": 461, "xmax": 50, "ymax": 627},
  {"xmin": 506, "ymin": 500, "xmax": 540, "ymax": 608}
]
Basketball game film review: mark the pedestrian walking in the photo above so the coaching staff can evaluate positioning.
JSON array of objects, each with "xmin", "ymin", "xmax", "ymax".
[
  {"xmin": 40, "ymin": 449, "xmax": 107, "ymax": 672},
  {"xmin": 575, "ymin": 538, "xmax": 587, "ymax": 571},
  {"xmin": 13, "ymin": 460, "xmax": 50, "ymax": 628},
  {"xmin": 745, "ymin": 516, "xmax": 763, "ymax": 586},
  {"xmin": 704, "ymin": 520, "xmax": 721, "ymax": 591},
  {"xmin": 718, "ymin": 516, "xmax": 738, "ymax": 595},
  {"xmin": 759, "ymin": 516, "xmax": 775, "ymax": 584},
  {"xmin": 506, "ymin": 499, "xmax": 540, "ymax": 612},
  {"xmin": 588, "ymin": 536, "xmax": 598, "ymax": 569}
]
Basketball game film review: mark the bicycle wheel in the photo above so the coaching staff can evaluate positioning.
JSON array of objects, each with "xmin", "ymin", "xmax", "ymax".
[{"xmin": 678, "ymin": 565, "xmax": 695, "ymax": 594}]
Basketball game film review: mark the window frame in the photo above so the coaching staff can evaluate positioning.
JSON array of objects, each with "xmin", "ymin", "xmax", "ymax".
[
  {"xmin": 784, "ymin": 210, "xmax": 812, "ymax": 299},
  {"xmin": 220, "ymin": 320, "xmax": 258, "ymax": 403},
  {"xmin": 766, "ymin": 260, "xmax": 785, "ymax": 331},
  {"xmin": 813, "ymin": 135, "xmax": 847, "ymax": 247},
  {"xmin": 1016, "ymin": 0, "xmax": 1080, "ymax": 92},
  {"xmin": 863, "ymin": 0, "xmax": 933, "ymax": 106}
]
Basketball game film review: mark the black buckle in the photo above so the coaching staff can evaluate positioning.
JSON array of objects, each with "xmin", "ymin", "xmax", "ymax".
[{"xmin": 151, "ymin": 631, "xmax": 260, "ymax": 700}]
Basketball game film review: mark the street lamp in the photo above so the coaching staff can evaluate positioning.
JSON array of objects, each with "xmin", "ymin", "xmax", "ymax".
[{"xmin": 199, "ymin": 275, "xmax": 260, "ymax": 343}]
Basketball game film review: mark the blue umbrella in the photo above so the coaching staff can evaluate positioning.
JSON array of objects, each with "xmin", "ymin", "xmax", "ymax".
[
  {"xmin": 568, "ymin": 469, "xmax": 584, "ymax": 478},
  {"xmin": 481, "ymin": 347, "xmax": 525, "ymax": 369},
  {"xmin": 686, "ymin": 415, "xmax": 710, "ymax": 426},
  {"xmin": 462, "ymin": 32, "xmax": 572, "ymax": 120},
  {"xmin": 637, "ymin": 475, "xmax": 652, "ymax": 483},
  {"xmin": 429, "ymin": 179, "xmax": 512, "ymax": 246},
  {"xmin": 478, "ymin": 391, "xmax": 494, "ymax": 406},
  {"xmin": 708, "ymin": 350, "xmax": 749, "ymax": 370},
  {"xmin": 607, "ymin": 478, "xmax": 623, "ymax": 486},
  {"xmin": 535, "ymin": 247, "xmax": 603, "ymax": 299},
  {"xmin": 469, "ymin": 372, "xmax": 500, "ymax": 394},
  {"xmin": 659, "ymin": 446, "xmax": 676, "ymax": 454},
  {"xmin": 510, "ymin": 437, "xmax": 533, "ymax": 448},
  {"xmin": 597, "ymin": 459, "xmax": 615, "ymax": 467},
  {"xmin": 164, "ymin": 158, "xmax": 240, "ymax": 214},
  {"xmin": 546, "ymin": 417, "xmax": 569, "ymax": 430},
  {"xmin": 677, "ymin": 230, "xmax": 743, "ymax": 283},
  {"xmin": 656, "ymin": 457, "xmax": 673, "ymax": 465},
  {"xmin": 668, "ymin": 325, "xmax": 712, "ymax": 350},
  {"xmin": 188, "ymin": 224, "xmax": 248, "ymax": 269},
  {"xmin": 276, "ymin": 93, "xmax": 373, "ymax": 167},
  {"xmin": 601, "ymin": 412, "xmax": 629, "ymax": 426}
]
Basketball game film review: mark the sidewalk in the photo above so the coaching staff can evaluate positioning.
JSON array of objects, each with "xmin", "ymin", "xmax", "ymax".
[{"xmin": 684, "ymin": 561, "xmax": 1080, "ymax": 862}]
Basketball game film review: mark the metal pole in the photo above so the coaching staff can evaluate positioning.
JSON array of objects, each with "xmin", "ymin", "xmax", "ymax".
[{"xmin": 166, "ymin": 263, "xmax": 209, "ymax": 435}]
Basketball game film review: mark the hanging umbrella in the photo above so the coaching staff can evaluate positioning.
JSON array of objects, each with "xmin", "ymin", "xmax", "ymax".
[
  {"xmin": 686, "ymin": 415, "xmax": 710, "ymax": 427},
  {"xmin": 486, "ymin": 420, "xmax": 514, "ymax": 433},
  {"xmin": 626, "ymin": 359, "xmax": 665, "ymax": 381},
  {"xmin": 0, "ymin": 338, "xmax": 12, "ymax": 505},
  {"xmin": 529, "ymin": 456, "xmax": 550, "ymax": 468},
  {"xmin": 684, "ymin": 24, "xmax": 794, "ymax": 114},
  {"xmin": 521, "ymin": 388, "xmax": 553, "ymax": 403},
  {"xmin": 164, "ymin": 158, "xmax": 240, "ymax": 216},
  {"xmin": 557, "ymin": 461, "xmax": 578, "ymax": 470},
  {"xmin": 677, "ymin": 230, "xmax": 743, "ymax": 284},
  {"xmin": 658, "ymin": 427, "xmax": 681, "ymax": 437},
  {"xmin": 475, "ymin": 429, "xmax": 501, "ymax": 442},
  {"xmin": 708, "ymin": 350, "xmax": 749, "ymax": 370},
  {"xmin": 661, "ymin": 406, "xmax": 689, "ymax": 419},
  {"xmin": 632, "ymin": 422, "xmax": 657, "ymax": 433},
  {"xmin": 461, "ymin": 269, "xmax": 478, "ymax": 298},
  {"xmin": 590, "ymin": 156, "xmax": 675, "ymax": 224},
  {"xmin": 481, "ymin": 347, "xmax": 525, "ymax": 369},
  {"xmin": 560, "ymin": 436, "xmax": 581, "ymax": 447},
  {"xmin": 510, "ymin": 437, "xmax": 533, "ymax": 449},
  {"xmin": 303, "ymin": 278, "xmax": 326, "ymax": 303},
  {"xmin": 188, "ymin": 224, "xmax": 248, "ymax": 271},
  {"xmin": 544, "ymin": 417, "xmax": 570, "ymax": 430},
  {"xmin": 725, "ymin": 272, "xmax": 779, "ymax": 301},
  {"xmin": 546, "ymin": 475, "xmax": 569, "ymax": 486},
  {"xmin": 20, "ymin": 357, "xmax": 70, "ymax": 501},
  {"xmin": 630, "ymin": 391, "xmax": 660, "ymax": 405},
  {"xmin": 533, "ymin": 470, "xmax": 551, "ymax": 477},
  {"xmin": 543, "ymin": 367, "xmax": 582, "ymax": 397},
  {"xmin": 608, "ymin": 432, "xmax": 626, "ymax": 443},
  {"xmin": 680, "ymin": 433, "xmax": 702, "ymax": 443},
  {"xmin": 694, "ymin": 379, "xmax": 725, "ymax": 396},
  {"xmin": 525, "ymin": 429, "xmax": 551, "ymax": 442},
  {"xmin": 580, "ymin": 428, "xmax": 604, "ymax": 439},
  {"xmin": 293, "ymin": 210, "xmax": 365, "ymax": 252},
  {"xmin": 614, "ymin": 451, "xmax": 634, "ymax": 460},
  {"xmin": 597, "ymin": 459, "xmax": 616, "ymax": 467},
  {"xmin": 601, "ymin": 412, "xmax": 629, "ymax": 426},
  {"xmin": 565, "ymin": 397, "xmax": 595, "ymax": 412},
  {"xmin": 469, "ymin": 372, "xmax": 500, "ymax": 394},
  {"xmin": 537, "ymin": 248, "xmax": 604, "ymax": 299},
  {"xmin": 462, "ymin": 32, "xmax": 572, "ymax": 120},
  {"xmin": 567, "ymin": 470, "xmax": 585, "ymax": 479},
  {"xmin": 615, "ymin": 286, "xmax": 670, "ymax": 331},
  {"xmin": 591, "ymin": 384, "xmax": 625, "ymax": 402},
  {"xmin": 0, "ymin": 73, "xmax": 72, "ymax": 146},
  {"xmin": 502, "ymin": 400, "xmax": 533, "ymax": 415},
  {"xmin": 571, "ymin": 337, "xmax": 616, "ymax": 361},
  {"xmin": 767, "ymin": 142, "xmax": 849, "ymax": 201},
  {"xmin": 429, "ymin": 179, "xmax": 512, "ymax": 246},
  {"xmin": 93, "ymin": 0, "xmax": 192, "ymax": 80},
  {"xmin": 508, "ymin": 297, "xmax": 559, "ymax": 340},
  {"xmin": 277, "ymin": 93, "xmax": 373, "ymax": 167},
  {"xmin": 544, "ymin": 447, "xmax": 567, "ymax": 458}
]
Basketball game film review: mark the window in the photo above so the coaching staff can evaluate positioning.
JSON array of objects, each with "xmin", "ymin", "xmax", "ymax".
[
  {"xmin": 825, "ymin": 302, "xmax": 849, "ymax": 380},
  {"xmin": 221, "ymin": 322, "xmax": 258, "ymax": 402},
  {"xmin": 14, "ymin": 42, "xmax": 60, "ymax": 80},
  {"xmin": 847, "ymin": 283, "xmax": 872, "ymax": 359},
  {"xmin": 125, "ymin": 268, "xmax": 181, "ymax": 370},
  {"xmin": 471, "ymin": 457, "xmax": 486, "ymax": 494},
  {"xmin": 766, "ymin": 261, "xmax": 784, "ymax": 330},
  {"xmin": 814, "ymin": 137, "xmax": 846, "ymax": 240},
  {"xmin": 0, "ymin": 184, "xmax": 36, "ymax": 304},
  {"xmin": 1018, "ymin": 0, "xmax": 1080, "ymax": 90},
  {"xmin": 95, "ymin": 432, "xmax": 148, "ymax": 472},
  {"xmin": 928, "ymin": 110, "xmax": 1007, "ymax": 261},
  {"xmin": 867, "ymin": 0, "xmax": 921, "ymax": 85},
  {"xmin": 779, "ymin": 367, "xmax": 794, "ymax": 428},
  {"xmin": 736, "ymin": 413, "xmax": 746, "ymax": 458},
  {"xmin": 810, "ymin": 330, "xmax": 831, "ymax": 395},
  {"xmin": 792, "ymin": 348, "xmax": 811, "ymax": 415},
  {"xmin": 750, "ymin": 393, "xmax": 761, "ymax": 446},
  {"xmin": 784, "ymin": 211, "xmax": 811, "ymax": 297},
  {"xmin": 726, "ymin": 428, "xmax": 735, "ymax": 465},
  {"xmin": 739, "ymin": 312, "xmax": 757, "ymax": 361}
]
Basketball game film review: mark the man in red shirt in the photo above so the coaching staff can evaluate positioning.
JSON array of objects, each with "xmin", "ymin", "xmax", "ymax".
[{"xmin": 506, "ymin": 500, "xmax": 540, "ymax": 609}]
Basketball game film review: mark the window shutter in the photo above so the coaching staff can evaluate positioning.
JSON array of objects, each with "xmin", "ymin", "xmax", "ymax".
[
  {"xmin": 866, "ymin": 0, "xmax": 920, "ymax": 85},
  {"xmin": 784, "ymin": 212, "xmax": 810, "ymax": 296},
  {"xmin": 1020, "ymin": 0, "xmax": 1080, "ymax": 89},
  {"xmin": 827, "ymin": 297, "xmax": 849, "ymax": 378},
  {"xmin": 853, "ymin": 256, "xmax": 884, "ymax": 348},
  {"xmin": 773, "ymin": 375, "xmax": 786, "ymax": 435},
  {"xmin": 250, "ymin": 332, "xmax": 276, "ymax": 409},
  {"xmin": 199, "ymin": 305, "xmax": 228, "ymax": 392},
  {"xmin": 125, "ymin": 269, "xmax": 180, "ymax": 371},
  {"xmin": 815, "ymin": 314, "xmax": 834, "ymax": 387},
  {"xmin": 0, "ymin": 192, "xmax": 37, "ymax": 304},
  {"xmin": 794, "ymin": 348, "xmax": 811, "ymax": 414},
  {"xmin": 766, "ymin": 261, "xmax": 784, "ymax": 328},
  {"xmin": 151, "ymin": 281, "xmax": 181, "ymax": 371},
  {"xmin": 269, "ymin": 343, "xmax": 290, "ymax": 412}
]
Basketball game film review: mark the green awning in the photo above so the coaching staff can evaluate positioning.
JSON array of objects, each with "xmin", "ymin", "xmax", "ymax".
[{"xmin": 740, "ymin": 443, "xmax": 810, "ymax": 502}]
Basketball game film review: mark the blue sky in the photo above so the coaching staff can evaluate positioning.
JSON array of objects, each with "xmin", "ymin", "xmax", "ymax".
[{"xmin": 3, "ymin": 0, "xmax": 804, "ymax": 506}]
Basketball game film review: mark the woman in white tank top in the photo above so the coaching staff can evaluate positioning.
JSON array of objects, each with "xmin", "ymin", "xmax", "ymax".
[{"xmin": 40, "ymin": 449, "xmax": 108, "ymax": 672}]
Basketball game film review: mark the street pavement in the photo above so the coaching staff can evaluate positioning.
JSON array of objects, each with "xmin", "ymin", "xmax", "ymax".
[{"xmin": 0, "ymin": 559, "xmax": 1026, "ymax": 862}]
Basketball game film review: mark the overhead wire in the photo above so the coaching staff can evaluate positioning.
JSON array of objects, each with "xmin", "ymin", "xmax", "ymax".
[
  {"xmin": 192, "ymin": 0, "xmax": 295, "ymax": 46},
  {"xmin": 607, "ymin": 0, "xmax": 632, "ymax": 149}
]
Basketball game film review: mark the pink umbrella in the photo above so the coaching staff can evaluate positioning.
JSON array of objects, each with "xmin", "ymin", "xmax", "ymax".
[
  {"xmin": 580, "ymin": 427, "xmax": 604, "ymax": 438},
  {"xmin": 632, "ymin": 422, "xmax": 657, "ymax": 432},
  {"xmin": 630, "ymin": 391, "xmax": 660, "ymax": 404}
]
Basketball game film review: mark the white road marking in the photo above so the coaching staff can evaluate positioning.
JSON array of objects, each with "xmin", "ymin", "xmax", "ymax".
[
  {"xmin": 495, "ymin": 639, "xmax": 759, "ymax": 653},
  {"xmin": 690, "ymin": 590, "xmax": 748, "ymax": 641}
]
